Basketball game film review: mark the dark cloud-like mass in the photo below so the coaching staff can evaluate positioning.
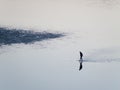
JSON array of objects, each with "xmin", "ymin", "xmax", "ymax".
[{"xmin": 0, "ymin": 27, "xmax": 64, "ymax": 45}]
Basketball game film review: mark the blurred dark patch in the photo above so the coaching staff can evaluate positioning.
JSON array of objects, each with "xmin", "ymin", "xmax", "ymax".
[{"xmin": 0, "ymin": 27, "xmax": 64, "ymax": 46}]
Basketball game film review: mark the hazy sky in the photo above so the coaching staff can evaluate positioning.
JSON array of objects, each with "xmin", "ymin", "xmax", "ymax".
[{"xmin": 0, "ymin": 0, "xmax": 120, "ymax": 30}]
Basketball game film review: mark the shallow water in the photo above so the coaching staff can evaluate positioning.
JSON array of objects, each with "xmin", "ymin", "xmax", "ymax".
[{"xmin": 0, "ymin": 0, "xmax": 120, "ymax": 90}]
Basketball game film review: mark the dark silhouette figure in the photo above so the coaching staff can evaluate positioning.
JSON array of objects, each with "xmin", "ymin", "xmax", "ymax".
[
  {"xmin": 80, "ymin": 51, "xmax": 83, "ymax": 59},
  {"xmin": 79, "ymin": 51, "xmax": 83, "ymax": 71}
]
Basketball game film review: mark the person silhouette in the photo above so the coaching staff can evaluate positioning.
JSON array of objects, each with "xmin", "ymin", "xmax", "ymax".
[
  {"xmin": 79, "ymin": 51, "xmax": 83, "ymax": 71},
  {"xmin": 80, "ymin": 51, "xmax": 83, "ymax": 59}
]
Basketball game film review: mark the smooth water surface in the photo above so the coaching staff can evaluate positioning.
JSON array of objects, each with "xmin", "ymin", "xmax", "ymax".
[{"xmin": 0, "ymin": 0, "xmax": 120, "ymax": 90}]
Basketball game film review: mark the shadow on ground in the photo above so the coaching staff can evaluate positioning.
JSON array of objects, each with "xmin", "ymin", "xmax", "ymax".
[{"xmin": 0, "ymin": 27, "xmax": 64, "ymax": 46}]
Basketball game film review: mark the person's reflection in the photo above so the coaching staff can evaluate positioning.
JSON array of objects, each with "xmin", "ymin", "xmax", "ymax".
[
  {"xmin": 79, "ymin": 59, "xmax": 83, "ymax": 71},
  {"xmin": 79, "ymin": 51, "xmax": 83, "ymax": 71}
]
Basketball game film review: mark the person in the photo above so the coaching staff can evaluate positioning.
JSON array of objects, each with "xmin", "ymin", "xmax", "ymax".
[
  {"xmin": 80, "ymin": 51, "xmax": 83, "ymax": 59},
  {"xmin": 79, "ymin": 51, "xmax": 83, "ymax": 71}
]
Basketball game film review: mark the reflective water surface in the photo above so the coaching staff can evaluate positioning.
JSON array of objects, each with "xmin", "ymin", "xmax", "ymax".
[{"xmin": 0, "ymin": 0, "xmax": 120, "ymax": 90}]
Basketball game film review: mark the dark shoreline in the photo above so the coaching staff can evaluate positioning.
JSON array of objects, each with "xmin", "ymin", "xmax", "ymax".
[{"xmin": 0, "ymin": 27, "xmax": 64, "ymax": 46}]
